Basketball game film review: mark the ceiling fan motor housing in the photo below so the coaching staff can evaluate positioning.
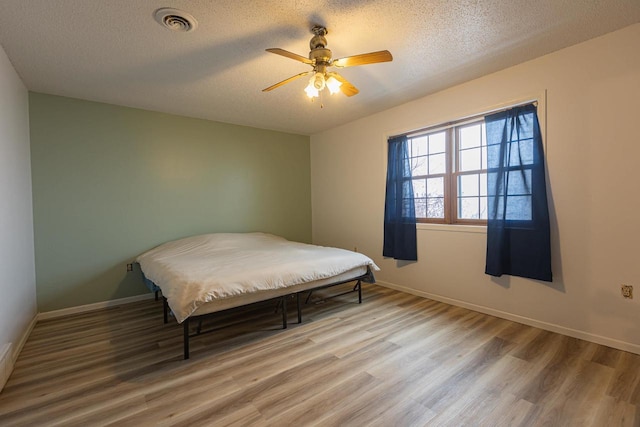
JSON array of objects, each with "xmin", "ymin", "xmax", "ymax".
[{"xmin": 310, "ymin": 48, "xmax": 332, "ymax": 65}]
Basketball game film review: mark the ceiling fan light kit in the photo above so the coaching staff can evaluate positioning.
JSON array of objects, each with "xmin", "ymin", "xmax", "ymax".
[
  {"xmin": 325, "ymin": 75, "xmax": 342, "ymax": 94},
  {"xmin": 263, "ymin": 25, "xmax": 392, "ymax": 100}
]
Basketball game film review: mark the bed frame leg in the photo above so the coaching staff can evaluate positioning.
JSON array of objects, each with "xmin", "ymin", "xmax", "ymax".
[
  {"xmin": 163, "ymin": 297, "xmax": 169, "ymax": 324},
  {"xmin": 296, "ymin": 292, "xmax": 302, "ymax": 323},
  {"xmin": 155, "ymin": 290, "xmax": 159, "ymax": 301},
  {"xmin": 183, "ymin": 318, "xmax": 190, "ymax": 360},
  {"xmin": 282, "ymin": 296, "xmax": 288, "ymax": 329},
  {"xmin": 357, "ymin": 280, "xmax": 362, "ymax": 304}
]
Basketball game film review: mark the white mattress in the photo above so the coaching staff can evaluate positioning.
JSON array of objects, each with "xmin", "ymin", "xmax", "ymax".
[{"xmin": 137, "ymin": 233, "xmax": 379, "ymax": 323}]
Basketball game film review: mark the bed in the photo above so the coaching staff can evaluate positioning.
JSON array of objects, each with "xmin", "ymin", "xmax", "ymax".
[{"xmin": 136, "ymin": 232, "xmax": 379, "ymax": 358}]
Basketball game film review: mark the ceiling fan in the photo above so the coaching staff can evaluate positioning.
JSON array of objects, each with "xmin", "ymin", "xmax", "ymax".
[{"xmin": 262, "ymin": 25, "xmax": 393, "ymax": 98}]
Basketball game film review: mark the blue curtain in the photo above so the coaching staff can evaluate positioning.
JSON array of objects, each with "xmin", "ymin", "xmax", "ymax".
[
  {"xmin": 485, "ymin": 104, "xmax": 552, "ymax": 281},
  {"xmin": 383, "ymin": 135, "xmax": 417, "ymax": 261}
]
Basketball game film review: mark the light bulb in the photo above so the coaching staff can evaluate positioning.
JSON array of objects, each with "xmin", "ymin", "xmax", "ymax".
[
  {"xmin": 312, "ymin": 72, "xmax": 325, "ymax": 91},
  {"xmin": 325, "ymin": 75, "xmax": 342, "ymax": 94},
  {"xmin": 304, "ymin": 81, "xmax": 319, "ymax": 98}
]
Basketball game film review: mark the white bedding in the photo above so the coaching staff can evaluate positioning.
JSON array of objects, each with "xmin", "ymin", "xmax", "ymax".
[{"xmin": 136, "ymin": 233, "xmax": 379, "ymax": 323}]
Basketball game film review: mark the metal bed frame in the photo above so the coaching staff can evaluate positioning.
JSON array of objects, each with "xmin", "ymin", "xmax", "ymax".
[{"xmin": 158, "ymin": 267, "xmax": 375, "ymax": 359}]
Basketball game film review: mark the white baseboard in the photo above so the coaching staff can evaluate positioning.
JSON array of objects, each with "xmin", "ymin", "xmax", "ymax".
[
  {"xmin": 0, "ymin": 313, "xmax": 37, "ymax": 393},
  {"xmin": 1, "ymin": 294, "xmax": 155, "ymax": 392},
  {"xmin": 0, "ymin": 343, "xmax": 11, "ymax": 392},
  {"xmin": 1, "ymin": 294, "xmax": 154, "ymax": 393},
  {"xmin": 38, "ymin": 293, "xmax": 155, "ymax": 321},
  {"xmin": 376, "ymin": 280, "xmax": 640, "ymax": 355},
  {"xmin": 13, "ymin": 315, "xmax": 37, "ymax": 365}
]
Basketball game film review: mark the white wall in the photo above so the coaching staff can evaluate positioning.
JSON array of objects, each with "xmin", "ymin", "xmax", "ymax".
[
  {"xmin": 0, "ymin": 42, "xmax": 37, "ymax": 387},
  {"xmin": 311, "ymin": 24, "xmax": 640, "ymax": 353}
]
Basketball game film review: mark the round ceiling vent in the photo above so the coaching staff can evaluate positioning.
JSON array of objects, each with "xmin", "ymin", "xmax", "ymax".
[{"xmin": 154, "ymin": 8, "xmax": 198, "ymax": 32}]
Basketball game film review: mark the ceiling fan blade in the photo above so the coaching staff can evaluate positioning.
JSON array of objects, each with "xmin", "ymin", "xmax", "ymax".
[
  {"xmin": 328, "ymin": 72, "xmax": 359, "ymax": 97},
  {"xmin": 265, "ymin": 48, "xmax": 313, "ymax": 65},
  {"xmin": 332, "ymin": 50, "xmax": 393, "ymax": 68},
  {"xmin": 262, "ymin": 71, "xmax": 313, "ymax": 92}
]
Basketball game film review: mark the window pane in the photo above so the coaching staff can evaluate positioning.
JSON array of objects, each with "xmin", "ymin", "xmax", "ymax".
[
  {"xmin": 487, "ymin": 195, "xmax": 532, "ymax": 221},
  {"xmin": 459, "ymin": 197, "xmax": 480, "ymax": 219},
  {"xmin": 427, "ymin": 197, "xmax": 444, "ymax": 218},
  {"xmin": 506, "ymin": 169, "xmax": 532, "ymax": 196},
  {"xmin": 479, "ymin": 172, "xmax": 487, "ymax": 196},
  {"xmin": 481, "ymin": 146, "xmax": 488, "ymax": 169},
  {"xmin": 410, "ymin": 136, "xmax": 428, "ymax": 157},
  {"xmin": 428, "ymin": 153, "xmax": 446, "ymax": 174},
  {"xmin": 412, "ymin": 179, "xmax": 426, "ymax": 199},
  {"xmin": 411, "ymin": 156, "xmax": 428, "ymax": 176},
  {"xmin": 459, "ymin": 123, "xmax": 482, "ymax": 149},
  {"xmin": 487, "ymin": 195, "xmax": 503, "ymax": 220},
  {"xmin": 414, "ymin": 198, "xmax": 427, "ymax": 218},
  {"xmin": 509, "ymin": 139, "xmax": 534, "ymax": 166},
  {"xmin": 429, "ymin": 132, "xmax": 446, "ymax": 153},
  {"xmin": 479, "ymin": 196, "xmax": 488, "ymax": 219},
  {"xmin": 487, "ymin": 143, "xmax": 500, "ymax": 168},
  {"xmin": 460, "ymin": 148, "xmax": 481, "ymax": 171},
  {"xmin": 426, "ymin": 177, "xmax": 444, "ymax": 197},
  {"xmin": 505, "ymin": 196, "xmax": 532, "ymax": 220},
  {"xmin": 459, "ymin": 174, "xmax": 479, "ymax": 197},
  {"xmin": 402, "ymin": 198, "xmax": 414, "ymax": 217}
]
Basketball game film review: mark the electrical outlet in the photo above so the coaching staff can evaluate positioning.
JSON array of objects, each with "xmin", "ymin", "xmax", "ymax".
[
  {"xmin": 354, "ymin": 246, "xmax": 358, "ymax": 253},
  {"xmin": 126, "ymin": 263, "xmax": 133, "ymax": 272},
  {"xmin": 621, "ymin": 285, "xmax": 633, "ymax": 299}
]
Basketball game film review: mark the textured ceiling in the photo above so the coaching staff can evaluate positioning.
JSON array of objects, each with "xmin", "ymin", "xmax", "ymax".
[{"xmin": 0, "ymin": 0, "xmax": 639, "ymax": 135}]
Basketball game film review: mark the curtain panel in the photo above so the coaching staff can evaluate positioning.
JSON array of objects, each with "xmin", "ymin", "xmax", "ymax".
[
  {"xmin": 383, "ymin": 135, "xmax": 417, "ymax": 261},
  {"xmin": 484, "ymin": 103, "xmax": 552, "ymax": 281}
]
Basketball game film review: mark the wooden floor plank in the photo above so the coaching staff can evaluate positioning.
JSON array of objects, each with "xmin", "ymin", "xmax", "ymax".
[{"xmin": 0, "ymin": 284, "xmax": 637, "ymax": 426}]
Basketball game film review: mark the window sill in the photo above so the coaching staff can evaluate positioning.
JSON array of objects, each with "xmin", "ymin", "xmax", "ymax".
[{"xmin": 417, "ymin": 223, "xmax": 487, "ymax": 234}]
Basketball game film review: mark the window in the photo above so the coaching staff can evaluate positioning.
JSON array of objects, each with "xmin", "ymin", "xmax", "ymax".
[
  {"xmin": 407, "ymin": 119, "xmax": 488, "ymax": 224},
  {"xmin": 485, "ymin": 113, "xmax": 535, "ymax": 223}
]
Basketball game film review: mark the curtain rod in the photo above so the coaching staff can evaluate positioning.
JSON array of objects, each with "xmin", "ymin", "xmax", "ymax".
[{"xmin": 390, "ymin": 100, "xmax": 538, "ymax": 140}]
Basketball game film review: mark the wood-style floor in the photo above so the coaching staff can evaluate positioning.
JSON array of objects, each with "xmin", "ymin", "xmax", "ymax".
[{"xmin": 0, "ymin": 284, "xmax": 639, "ymax": 426}]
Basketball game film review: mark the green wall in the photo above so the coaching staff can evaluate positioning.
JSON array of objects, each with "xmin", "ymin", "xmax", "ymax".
[{"xmin": 29, "ymin": 93, "xmax": 311, "ymax": 312}]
